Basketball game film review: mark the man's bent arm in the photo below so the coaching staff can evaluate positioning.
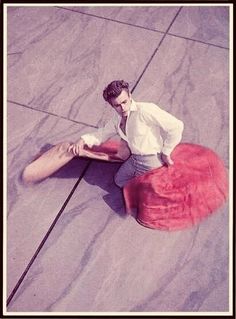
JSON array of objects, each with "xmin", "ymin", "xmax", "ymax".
[{"xmin": 141, "ymin": 103, "xmax": 184, "ymax": 156}]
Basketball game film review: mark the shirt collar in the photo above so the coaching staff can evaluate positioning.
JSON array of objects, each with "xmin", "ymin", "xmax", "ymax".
[
  {"xmin": 127, "ymin": 99, "xmax": 137, "ymax": 117},
  {"xmin": 117, "ymin": 99, "xmax": 137, "ymax": 123}
]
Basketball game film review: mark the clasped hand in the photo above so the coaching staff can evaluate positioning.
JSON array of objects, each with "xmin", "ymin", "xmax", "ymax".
[{"xmin": 68, "ymin": 138, "xmax": 85, "ymax": 156}]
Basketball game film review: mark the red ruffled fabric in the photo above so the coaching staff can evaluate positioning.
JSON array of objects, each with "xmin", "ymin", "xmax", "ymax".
[
  {"xmin": 84, "ymin": 140, "xmax": 228, "ymax": 230},
  {"xmin": 123, "ymin": 143, "xmax": 228, "ymax": 230}
]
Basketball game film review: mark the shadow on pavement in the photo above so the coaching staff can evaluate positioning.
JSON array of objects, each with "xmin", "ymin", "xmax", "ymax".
[{"xmin": 39, "ymin": 144, "xmax": 128, "ymax": 218}]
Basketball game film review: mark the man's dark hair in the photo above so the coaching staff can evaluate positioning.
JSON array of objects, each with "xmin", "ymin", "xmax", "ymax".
[{"xmin": 103, "ymin": 80, "xmax": 130, "ymax": 103}]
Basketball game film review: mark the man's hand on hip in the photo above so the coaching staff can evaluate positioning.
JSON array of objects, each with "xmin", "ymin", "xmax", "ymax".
[{"xmin": 161, "ymin": 153, "xmax": 174, "ymax": 166}]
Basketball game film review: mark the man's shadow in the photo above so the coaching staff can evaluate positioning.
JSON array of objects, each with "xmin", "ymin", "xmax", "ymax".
[{"xmin": 40, "ymin": 144, "xmax": 127, "ymax": 218}]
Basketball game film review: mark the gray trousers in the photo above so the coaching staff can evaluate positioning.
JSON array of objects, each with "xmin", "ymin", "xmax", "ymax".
[{"xmin": 114, "ymin": 153, "xmax": 163, "ymax": 188}]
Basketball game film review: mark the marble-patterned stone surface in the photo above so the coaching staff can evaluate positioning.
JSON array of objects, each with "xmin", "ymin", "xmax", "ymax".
[
  {"xmin": 61, "ymin": 5, "xmax": 181, "ymax": 32},
  {"xmin": 7, "ymin": 160, "xmax": 229, "ymax": 312},
  {"xmin": 133, "ymin": 34, "xmax": 229, "ymax": 166},
  {"xmin": 7, "ymin": 102, "xmax": 92, "ymax": 295},
  {"xmin": 169, "ymin": 6, "xmax": 229, "ymax": 48},
  {"xmin": 7, "ymin": 6, "xmax": 163, "ymax": 127},
  {"xmin": 6, "ymin": 4, "xmax": 231, "ymax": 315}
]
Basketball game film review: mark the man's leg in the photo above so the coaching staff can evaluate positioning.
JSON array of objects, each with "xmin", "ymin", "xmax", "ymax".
[
  {"xmin": 22, "ymin": 142, "xmax": 75, "ymax": 184},
  {"xmin": 132, "ymin": 154, "xmax": 163, "ymax": 176},
  {"xmin": 115, "ymin": 154, "xmax": 164, "ymax": 188},
  {"xmin": 114, "ymin": 156, "xmax": 136, "ymax": 188}
]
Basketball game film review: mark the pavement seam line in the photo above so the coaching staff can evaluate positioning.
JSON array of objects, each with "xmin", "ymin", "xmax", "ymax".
[
  {"xmin": 7, "ymin": 160, "xmax": 92, "ymax": 307},
  {"xmin": 54, "ymin": 6, "xmax": 229, "ymax": 51},
  {"xmin": 167, "ymin": 32, "xmax": 229, "ymax": 50},
  {"xmin": 55, "ymin": 6, "xmax": 166, "ymax": 35},
  {"xmin": 7, "ymin": 99, "xmax": 98, "ymax": 129},
  {"xmin": 131, "ymin": 6, "xmax": 183, "ymax": 93}
]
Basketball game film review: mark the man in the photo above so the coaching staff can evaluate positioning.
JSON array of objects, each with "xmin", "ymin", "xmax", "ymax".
[
  {"xmin": 21, "ymin": 80, "xmax": 227, "ymax": 232},
  {"xmin": 68, "ymin": 80, "xmax": 184, "ymax": 188}
]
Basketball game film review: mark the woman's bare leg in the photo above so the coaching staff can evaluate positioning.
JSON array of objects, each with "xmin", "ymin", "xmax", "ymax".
[{"xmin": 22, "ymin": 142, "xmax": 75, "ymax": 184}]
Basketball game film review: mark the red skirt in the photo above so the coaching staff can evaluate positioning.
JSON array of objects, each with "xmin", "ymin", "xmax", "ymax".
[
  {"xmin": 122, "ymin": 143, "xmax": 228, "ymax": 230},
  {"xmin": 84, "ymin": 140, "xmax": 228, "ymax": 230}
]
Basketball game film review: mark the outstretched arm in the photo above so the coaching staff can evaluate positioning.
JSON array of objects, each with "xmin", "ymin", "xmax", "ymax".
[
  {"xmin": 68, "ymin": 116, "xmax": 118, "ymax": 156},
  {"xmin": 22, "ymin": 117, "xmax": 119, "ymax": 184}
]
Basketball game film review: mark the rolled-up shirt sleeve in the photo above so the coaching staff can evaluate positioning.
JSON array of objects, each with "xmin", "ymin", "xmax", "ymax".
[
  {"xmin": 141, "ymin": 103, "xmax": 184, "ymax": 156},
  {"xmin": 81, "ymin": 115, "xmax": 118, "ymax": 148}
]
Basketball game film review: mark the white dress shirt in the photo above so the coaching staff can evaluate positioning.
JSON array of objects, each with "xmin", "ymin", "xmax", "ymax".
[{"xmin": 81, "ymin": 99, "xmax": 184, "ymax": 156}]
